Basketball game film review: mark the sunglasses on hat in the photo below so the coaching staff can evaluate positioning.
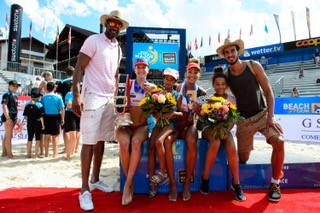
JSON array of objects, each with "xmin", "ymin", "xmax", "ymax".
[{"xmin": 107, "ymin": 20, "xmax": 122, "ymax": 29}]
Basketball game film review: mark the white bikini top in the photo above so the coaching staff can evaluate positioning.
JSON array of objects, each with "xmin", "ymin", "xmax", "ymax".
[{"xmin": 130, "ymin": 80, "xmax": 146, "ymax": 107}]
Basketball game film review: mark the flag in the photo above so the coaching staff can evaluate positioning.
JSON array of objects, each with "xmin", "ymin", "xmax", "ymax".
[
  {"xmin": 227, "ymin": 29, "xmax": 230, "ymax": 39},
  {"xmin": 306, "ymin": 7, "xmax": 311, "ymax": 38},
  {"xmin": 56, "ymin": 25, "xmax": 59, "ymax": 43},
  {"xmin": 68, "ymin": 27, "xmax": 71, "ymax": 45},
  {"xmin": 250, "ymin": 24, "xmax": 253, "ymax": 36},
  {"xmin": 29, "ymin": 21, "xmax": 32, "ymax": 38},
  {"xmin": 194, "ymin": 38, "xmax": 198, "ymax": 50},
  {"xmin": 209, "ymin": 36, "xmax": 211, "ymax": 46},
  {"xmin": 264, "ymin": 21, "xmax": 268, "ymax": 33},
  {"xmin": 273, "ymin": 14, "xmax": 282, "ymax": 43},
  {"xmin": 5, "ymin": 13, "xmax": 8, "ymax": 32},
  {"xmin": 200, "ymin": 36, "xmax": 203, "ymax": 48},
  {"xmin": 218, "ymin": 32, "xmax": 220, "ymax": 43},
  {"xmin": 42, "ymin": 21, "xmax": 46, "ymax": 39},
  {"xmin": 291, "ymin": 10, "xmax": 296, "ymax": 41},
  {"xmin": 239, "ymin": 27, "xmax": 242, "ymax": 39},
  {"xmin": 187, "ymin": 41, "xmax": 191, "ymax": 51}
]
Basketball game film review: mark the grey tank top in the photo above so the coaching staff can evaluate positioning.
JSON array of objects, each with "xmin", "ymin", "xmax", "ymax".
[{"xmin": 228, "ymin": 65, "xmax": 266, "ymax": 119}]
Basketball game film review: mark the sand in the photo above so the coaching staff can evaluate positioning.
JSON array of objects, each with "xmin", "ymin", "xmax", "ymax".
[{"xmin": 0, "ymin": 138, "xmax": 320, "ymax": 191}]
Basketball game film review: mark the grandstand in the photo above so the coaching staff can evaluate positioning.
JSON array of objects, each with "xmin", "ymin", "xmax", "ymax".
[{"xmin": 198, "ymin": 60, "xmax": 320, "ymax": 97}]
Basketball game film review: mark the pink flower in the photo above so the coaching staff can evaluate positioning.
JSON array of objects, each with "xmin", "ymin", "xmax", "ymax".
[{"xmin": 152, "ymin": 93, "xmax": 159, "ymax": 100}]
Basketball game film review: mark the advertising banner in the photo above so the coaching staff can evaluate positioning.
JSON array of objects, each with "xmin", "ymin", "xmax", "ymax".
[
  {"xmin": 242, "ymin": 43, "xmax": 284, "ymax": 58},
  {"xmin": 7, "ymin": 4, "xmax": 23, "ymax": 63},
  {"xmin": 133, "ymin": 43, "xmax": 179, "ymax": 70}
]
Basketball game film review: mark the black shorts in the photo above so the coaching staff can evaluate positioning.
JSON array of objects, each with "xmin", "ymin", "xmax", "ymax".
[
  {"xmin": 43, "ymin": 114, "xmax": 61, "ymax": 136},
  {"xmin": 27, "ymin": 121, "xmax": 42, "ymax": 141},
  {"xmin": 64, "ymin": 111, "xmax": 80, "ymax": 132},
  {"xmin": 1, "ymin": 113, "xmax": 17, "ymax": 123}
]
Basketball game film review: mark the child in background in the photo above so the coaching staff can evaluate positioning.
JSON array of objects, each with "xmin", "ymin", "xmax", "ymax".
[
  {"xmin": 148, "ymin": 68, "xmax": 182, "ymax": 201},
  {"xmin": 23, "ymin": 88, "xmax": 45, "ymax": 158},
  {"xmin": 41, "ymin": 82, "xmax": 65, "ymax": 158},
  {"xmin": 1, "ymin": 80, "xmax": 21, "ymax": 159},
  {"xmin": 200, "ymin": 67, "xmax": 246, "ymax": 201},
  {"xmin": 64, "ymin": 90, "xmax": 80, "ymax": 160}
]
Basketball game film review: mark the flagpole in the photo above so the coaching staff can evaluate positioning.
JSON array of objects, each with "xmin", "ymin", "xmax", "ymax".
[
  {"xmin": 56, "ymin": 41, "xmax": 58, "ymax": 71},
  {"xmin": 29, "ymin": 37, "xmax": 32, "ymax": 72}
]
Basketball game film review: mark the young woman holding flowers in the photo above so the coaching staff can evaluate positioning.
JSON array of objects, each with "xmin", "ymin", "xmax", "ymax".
[
  {"xmin": 147, "ymin": 68, "xmax": 182, "ymax": 201},
  {"xmin": 115, "ymin": 58, "xmax": 155, "ymax": 205},
  {"xmin": 175, "ymin": 58, "xmax": 206, "ymax": 201},
  {"xmin": 199, "ymin": 67, "xmax": 246, "ymax": 201}
]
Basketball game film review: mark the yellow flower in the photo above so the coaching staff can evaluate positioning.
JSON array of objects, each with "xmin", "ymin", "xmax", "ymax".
[
  {"xmin": 211, "ymin": 96, "xmax": 224, "ymax": 102},
  {"xmin": 166, "ymin": 93, "xmax": 176, "ymax": 105},
  {"xmin": 138, "ymin": 97, "xmax": 147, "ymax": 106},
  {"xmin": 151, "ymin": 87, "xmax": 163, "ymax": 93},
  {"xmin": 229, "ymin": 103, "xmax": 237, "ymax": 110},
  {"xmin": 213, "ymin": 102, "xmax": 222, "ymax": 109}
]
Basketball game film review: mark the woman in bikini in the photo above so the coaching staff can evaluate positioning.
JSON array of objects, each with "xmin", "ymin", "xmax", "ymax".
[
  {"xmin": 116, "ymin": 58, "xmax": 155, "ymax": 205},
  {"xmin": 176, "ymin": 58, "xmax": 206, "ymax": 201}
]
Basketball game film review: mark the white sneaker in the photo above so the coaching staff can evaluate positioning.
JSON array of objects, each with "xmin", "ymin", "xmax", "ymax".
[
  {"xmin": 79, "ymin": 191, "xmax": 94, "ymax": 211},
  {"xmin": 89, "ymin": 180, "xmax": 113, "ymax": 193}
]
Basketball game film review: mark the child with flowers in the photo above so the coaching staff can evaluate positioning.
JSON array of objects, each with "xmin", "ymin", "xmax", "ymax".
[
  {"xmin": 199, "ymin": 67, "xmax": 246, "ymax": 201},
  {"xmin": 146, "ymin": 68, "xmax": 182, "ymax": 201}
]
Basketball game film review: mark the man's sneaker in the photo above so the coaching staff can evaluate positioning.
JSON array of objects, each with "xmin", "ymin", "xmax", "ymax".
[
  {"xmin": 200, "ymin": 177, "xmax": 209, "ymax": 194},
  {"xmin": 231, "ymin": 183, "xmax": 246, "ymax": 201},
  {"xmin": 268, "ymin": 183, "xmax": 281, "ymax": 202},
  {"xmin": 79, "ymin": 191, "xmax": 94, "ymax": 211},
  {"xmin": 89, "ymin": 180, "xmax": 113, "ymax": 193}
]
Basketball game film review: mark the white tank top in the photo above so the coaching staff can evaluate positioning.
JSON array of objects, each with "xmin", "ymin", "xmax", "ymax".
[{"xmin": 130, "ymin": 80, "xmax": 146, "ymax": 107}]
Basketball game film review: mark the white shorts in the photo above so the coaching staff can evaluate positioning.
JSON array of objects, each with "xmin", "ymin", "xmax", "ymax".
[{"xmin": 80, "ymin": 91, "xmax": 115, "ymax": 145}]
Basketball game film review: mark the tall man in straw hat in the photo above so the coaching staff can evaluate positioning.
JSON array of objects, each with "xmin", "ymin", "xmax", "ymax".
[
  {"xmin": 216, "ymin": 38, "xmax": 285, "ymax": 202},
  {"xmin": 72, "ymin": 10, "xmax": 129, "ymax": 211}
]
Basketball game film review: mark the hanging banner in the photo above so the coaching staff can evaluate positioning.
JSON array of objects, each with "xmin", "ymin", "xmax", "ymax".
[{"xmin": 7, "ymin": 4, "xmax": 23, "ymax": 64}]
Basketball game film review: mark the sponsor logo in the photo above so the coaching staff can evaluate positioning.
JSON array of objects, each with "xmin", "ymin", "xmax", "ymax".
[
  {"xmin": 242, "ymin": 45, "xmax": 283, "ymax": 57},
  {"xmin": 296, "ymin": 38, "xmax": 320, "ymax": 47}
]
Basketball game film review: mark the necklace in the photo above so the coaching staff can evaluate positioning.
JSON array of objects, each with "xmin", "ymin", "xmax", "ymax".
[{"xmin": 134, "ymin": 80, "xmax": 145, "ymax": 94}]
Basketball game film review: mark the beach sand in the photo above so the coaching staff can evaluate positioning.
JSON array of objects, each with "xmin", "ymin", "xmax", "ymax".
[{"xmin": 0, "ymin": 138, "xmax": 320, "ymax": 191}]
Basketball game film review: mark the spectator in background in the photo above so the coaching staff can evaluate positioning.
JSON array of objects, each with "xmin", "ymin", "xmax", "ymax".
[
  {"xmin": 56, "ymin": 66, "xmax": 75, "ymax": 154},
  {"xmin": 314, "ymin": 49, "xmax": 320, "ymax": 67},
  {"xmin": 260, "ymin": 56, "xmax": 268, "ymax": 70},
  {"xmin": 41, "ymin": 82, "xmax": 65, "ymax": 158},
  {"xmin": 23, "ymin": 88, "xmax": 45, "ymax": 158},
  {"xmin": 24, "ymin": 81, "xmax": 37, "ymax": 96},
  {"xmin": 1, "ymin": 80, "xmax": 21, "ymax": 159},
  {"xmin": 291, "ymin": 87, "xmax": 300, "ymax": 98},
  {"xmin": 39, "ymin": 71, "xmax": 53, "ymax": 94},
  {"xmin": 298, "ymin": 64, "xmax": 304, "ymax": 78}
]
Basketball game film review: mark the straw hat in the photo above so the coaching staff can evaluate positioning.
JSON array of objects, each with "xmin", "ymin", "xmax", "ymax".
[
  {"xmin": 216, "ymin": 38, "xmax": 244, "ymax": 58},
  {"xmin": 100, "ymin": 10, "xmax": 129, "ymax": 31}
]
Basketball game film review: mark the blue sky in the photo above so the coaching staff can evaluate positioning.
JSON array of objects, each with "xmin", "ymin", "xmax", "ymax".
[{"xmin": 1, "ymin": 0, "xmax": 320, "ymax": 57}]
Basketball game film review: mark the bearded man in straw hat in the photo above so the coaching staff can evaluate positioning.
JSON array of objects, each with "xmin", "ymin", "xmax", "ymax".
[
  {"xmin": 72, "ymin": 10, "xmax": 129, "ymax": 211},
  {"xmin": 216, "ymin": 38, "xmax": 284, "ymax": 203}
]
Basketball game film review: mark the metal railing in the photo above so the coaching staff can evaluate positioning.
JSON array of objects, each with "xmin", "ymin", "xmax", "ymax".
[
  {"xmin": 273, "ymin": 76, "xmax": 284, "ymax": 97},
  {"xmin": 1, "ymin": 61, "xmax": 67, "ymax": 80}
]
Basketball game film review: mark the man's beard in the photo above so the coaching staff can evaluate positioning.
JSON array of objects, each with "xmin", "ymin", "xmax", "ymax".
[{"xmin": 227, "ymin": 57, "xmax": 239, "ymax": 65}]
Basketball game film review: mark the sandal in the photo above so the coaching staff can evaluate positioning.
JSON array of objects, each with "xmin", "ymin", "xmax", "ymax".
[
  {"xmin": 182, "ymin": 190, "xmax": 191, "ymax": 201},
  {"xmin": 168, "ymin": 189, "xmax": 178, "ymax": 201},
  {"xmin": 150, "ymin": 171, "xmax": 165, "ymax": 184},
  {"xmin": 148, "ymin": 181, "xmax": 157, "ymax": 198}
]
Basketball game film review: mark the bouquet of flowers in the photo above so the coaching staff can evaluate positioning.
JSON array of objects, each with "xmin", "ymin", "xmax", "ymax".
[
  {"xmin": 200, "ymin": 96, "xmax": 242, "ymax": 139},
  {"xmin": 139, "ymin": 87, "xmax": 177, "ymax": 128}
]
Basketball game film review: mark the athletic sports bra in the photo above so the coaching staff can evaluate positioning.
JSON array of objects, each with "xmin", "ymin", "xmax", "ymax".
[{"xmin": 178, "ymin": 82, "xmax": 199, "ymax": 113}]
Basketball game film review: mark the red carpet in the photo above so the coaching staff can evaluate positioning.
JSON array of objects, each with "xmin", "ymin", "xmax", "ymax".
[{"xmin": 0, "ymin": 187, "xmax": 319, "ymax": 213}]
